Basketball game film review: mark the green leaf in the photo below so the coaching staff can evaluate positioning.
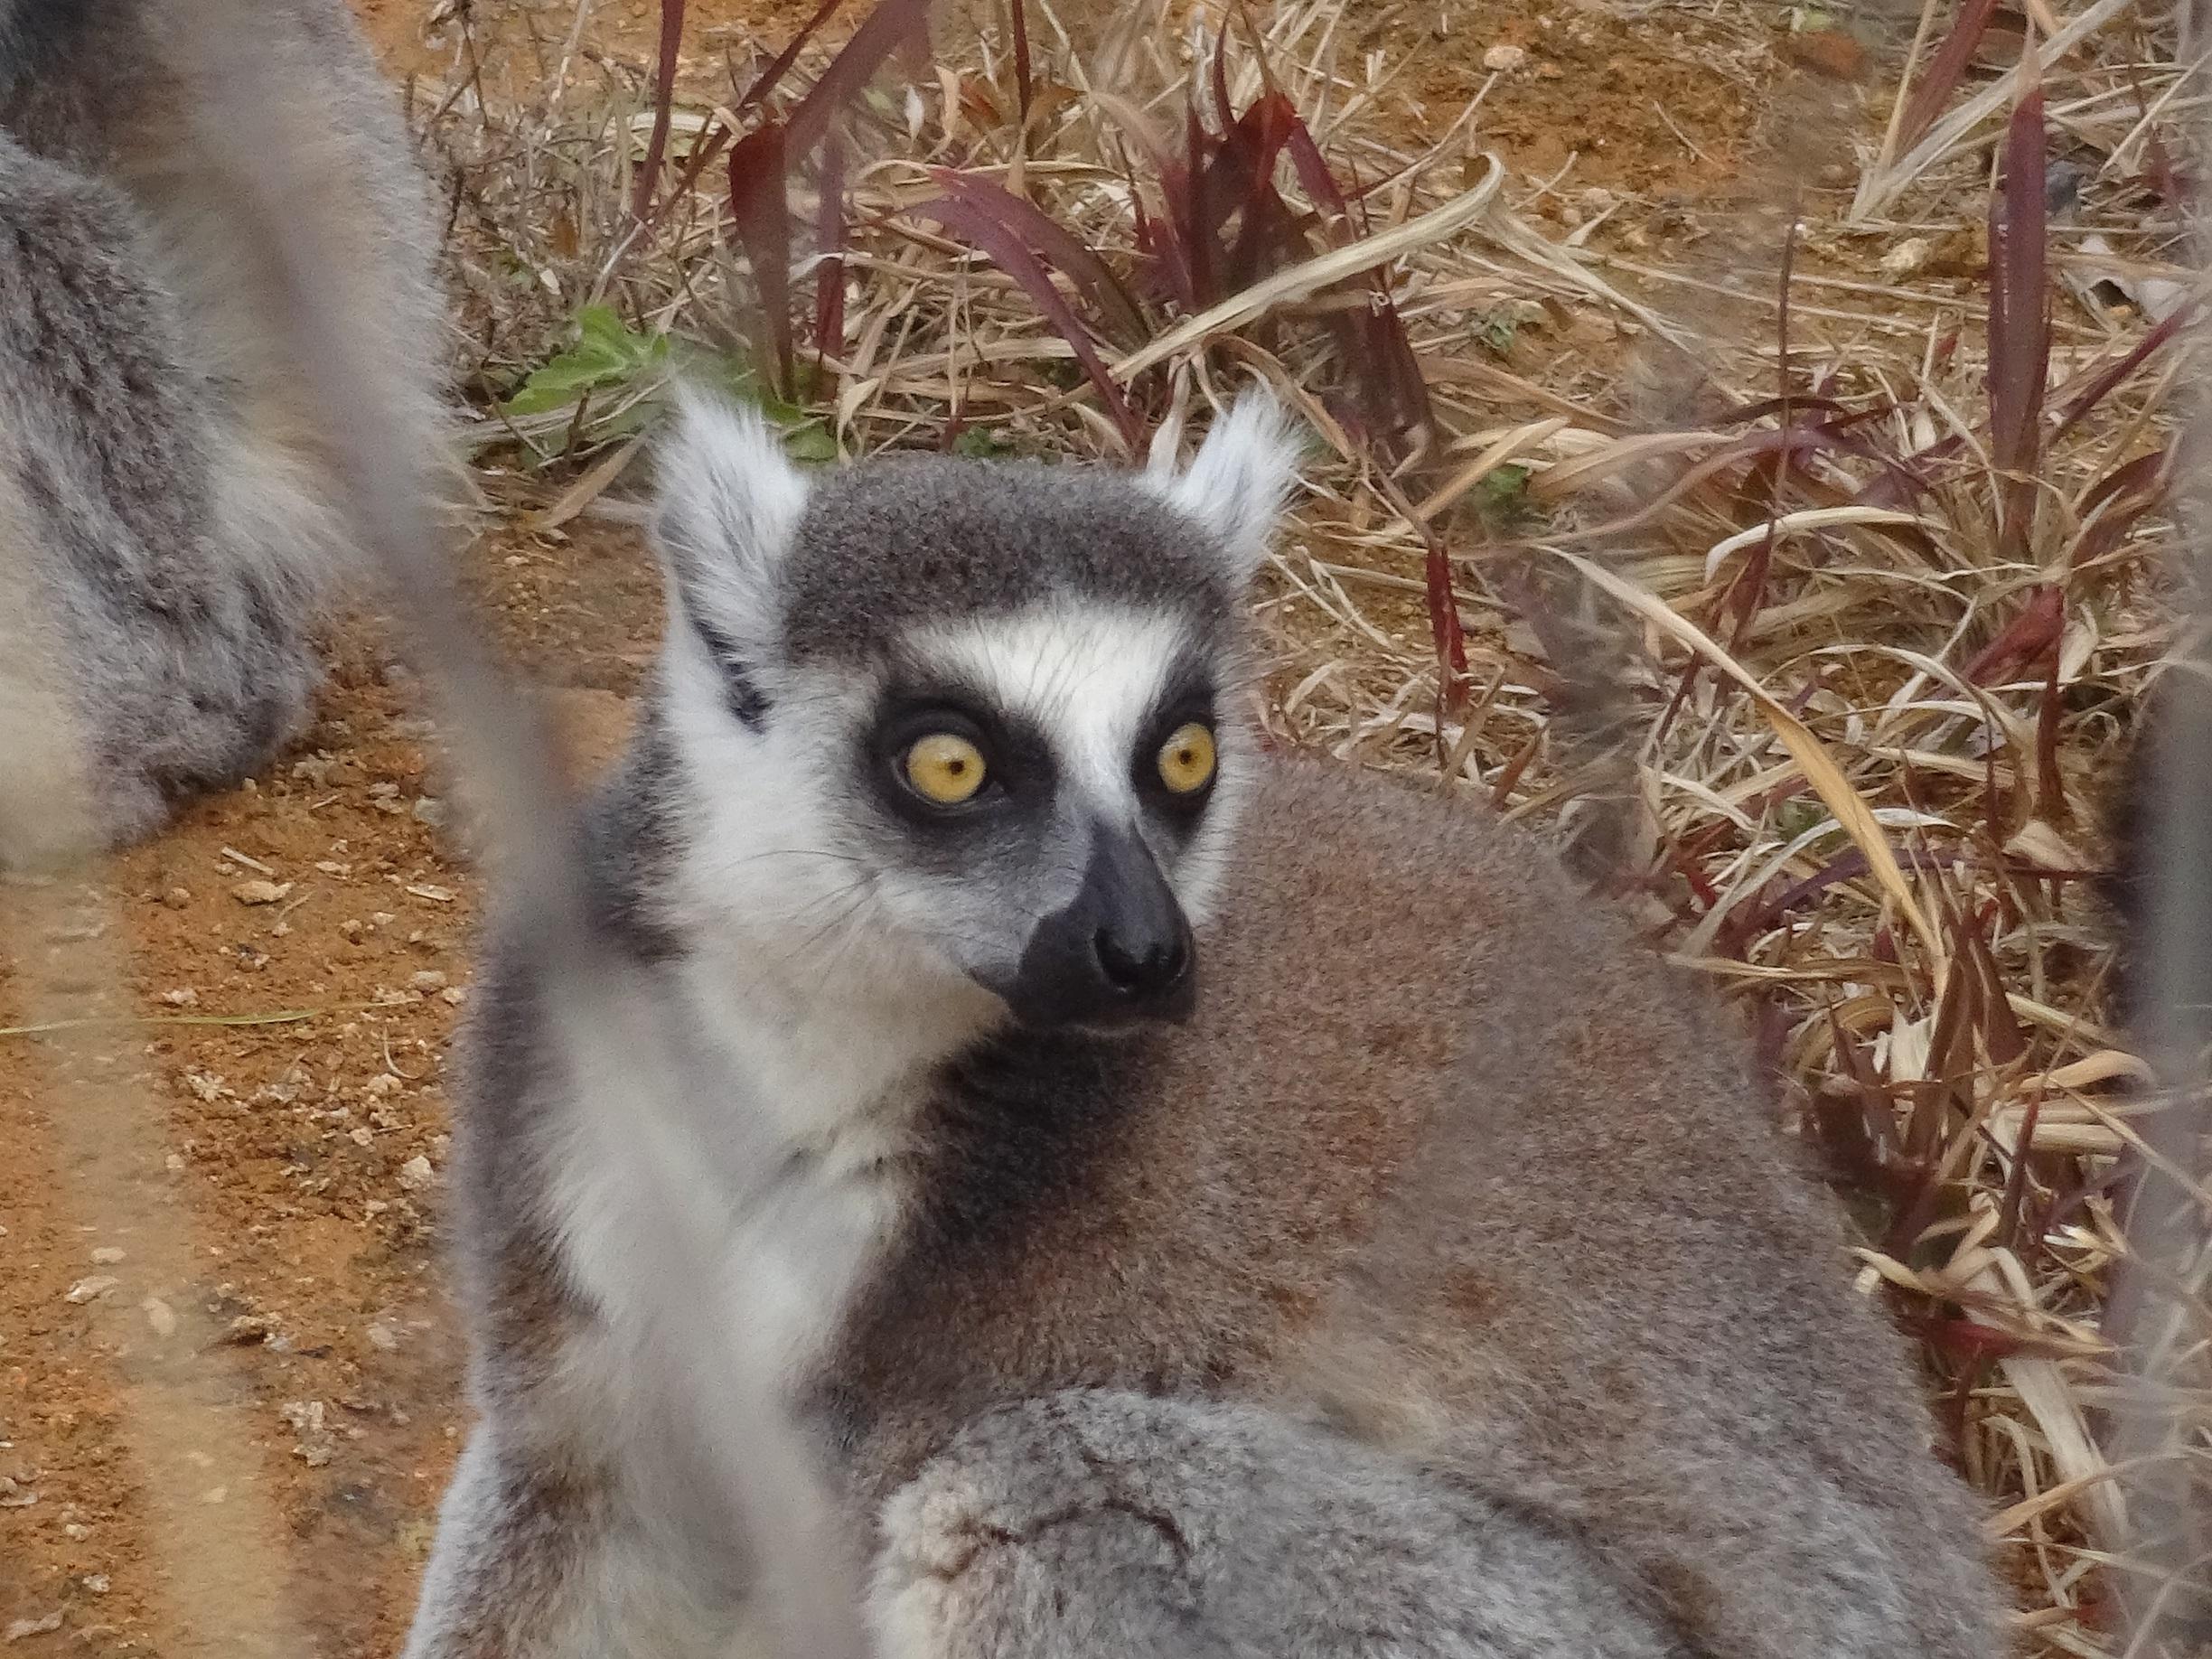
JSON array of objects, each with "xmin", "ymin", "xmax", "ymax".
[
  {"xmin": 781, "ymin": 421, "xmax": 840, "ymax": 464},
  {"xmin": 952, "ymin": 426, "xmax": 1013, "ymax": 458},
  {"xmin": 1473, "ymin": 308, "xmax": 1521, "ymax": 355},
  {"xmin": 1479, "ymin": 464, "xmax": 1531, "ymax": 508},
  {"xmin": 500, "ymin": 305, "xmax": 670, "ymax": 417}
]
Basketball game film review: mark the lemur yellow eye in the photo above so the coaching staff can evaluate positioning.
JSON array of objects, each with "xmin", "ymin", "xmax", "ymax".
[
  {"xmin": 904, "ymin": 732, "xmax": 989, "ymax": 805},
  {"xmin": 1157, "ymin": 723, "xmax": 1217, "ymax": 795}
]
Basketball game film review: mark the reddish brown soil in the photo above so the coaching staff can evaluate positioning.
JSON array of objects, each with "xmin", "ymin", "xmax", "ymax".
[
  {"xmin": 0, "ymin": 513, "xmax": 660, "ymax": 1658},
  {"xmin": 0, "ymin": 1, "xmax": 1802, "ymax": 1653}
]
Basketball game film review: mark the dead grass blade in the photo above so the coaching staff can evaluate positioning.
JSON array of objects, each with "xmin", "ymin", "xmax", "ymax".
[
  {"xmin": 1553, "ymin": 549, "xmax": 1944, "ymax": 961},
  {"xmin": 1111, "ymin": 156, "xmax": 1504, "ymax": 380}
]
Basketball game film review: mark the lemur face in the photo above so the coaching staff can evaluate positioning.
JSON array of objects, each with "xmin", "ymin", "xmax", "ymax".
[
  {"xmin": 828, "ymin": 599, "xmax": 1229, "ymax": 1028},
  {"xmin": 651, "ymin": 392, "xmax": 1298, "ymax": 1033}
]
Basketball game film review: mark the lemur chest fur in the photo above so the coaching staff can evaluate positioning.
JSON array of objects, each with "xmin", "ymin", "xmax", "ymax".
[{"xmin": 548, "ymin": 940, "xmax": 993, "ymax": 1395}]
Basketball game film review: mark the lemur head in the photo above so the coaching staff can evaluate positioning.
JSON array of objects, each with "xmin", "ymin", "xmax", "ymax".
[{"xmin": 649, "ymin": 390, "xmax": 1299, "ymax": 1035}]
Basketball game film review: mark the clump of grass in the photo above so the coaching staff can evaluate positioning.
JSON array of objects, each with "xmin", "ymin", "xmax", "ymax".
[{"xmin": 403, "ymin": 0, "xmax": 2202, "ymax": 1648}]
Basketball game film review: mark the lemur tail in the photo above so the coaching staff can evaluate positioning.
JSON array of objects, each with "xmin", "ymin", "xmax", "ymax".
[
  {"xmin": 159, "ymin": 0, "xmax": 453, "ymax": 607},
  {"xmin": 168, "ymin": 4, "xmax": 872, "ymax": 1650}
]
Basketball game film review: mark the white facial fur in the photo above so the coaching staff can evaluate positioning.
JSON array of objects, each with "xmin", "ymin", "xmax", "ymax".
[{"xmin": 885, "ymin": 601, "xmax": 1256, "ymax": 923}]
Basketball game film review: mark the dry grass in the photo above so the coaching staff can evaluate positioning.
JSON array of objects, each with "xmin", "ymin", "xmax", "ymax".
[{"xmin": 407, "ymin": 0, "xmax": 2205, "ymax": 1649}]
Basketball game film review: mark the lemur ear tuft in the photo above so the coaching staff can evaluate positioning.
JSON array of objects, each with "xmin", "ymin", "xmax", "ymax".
[
  {"xmin": 651, "ymin": 386, "xmax": 810, "ymax": 650},
  {"xmin": 1153, "ymin": 389, "xmax": 1303, "ymax": 587}
]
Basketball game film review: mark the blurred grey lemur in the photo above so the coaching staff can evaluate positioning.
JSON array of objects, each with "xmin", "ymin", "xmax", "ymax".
[
  {"xmin": 0, "ymin": 0, "xmax": 444, "ymax": 862},
  {"xmin": 405, "ymin": 390, "xmax": 2010, "ymax": 1658}
]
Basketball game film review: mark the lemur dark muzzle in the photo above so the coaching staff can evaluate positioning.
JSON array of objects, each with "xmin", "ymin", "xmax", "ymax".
[{"xmin": 1002, "ymin": 827, "xmax": 1196, "ymax": 1029}]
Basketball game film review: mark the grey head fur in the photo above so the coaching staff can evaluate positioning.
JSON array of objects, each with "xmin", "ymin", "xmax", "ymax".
[{"xmin": 0, "ymin": 0, "xmax": 445, "ymax": 862}]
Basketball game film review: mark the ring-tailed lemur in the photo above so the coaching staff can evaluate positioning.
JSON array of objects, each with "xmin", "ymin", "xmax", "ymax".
[
  {"xmin": 0, "ymin": 0, "xmax": 444, "ymax": 863},
  {"xmin": 405, "ymin": 392, "xmax": 2008, "ymax": 1658}
]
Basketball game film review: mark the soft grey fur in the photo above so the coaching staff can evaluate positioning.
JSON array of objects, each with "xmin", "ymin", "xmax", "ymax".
[
  {"xmin": 407, "ymin": 405, "xmax": 2008, "ymax": 1658},
  {"xmin": 0, "ymin": 0, "xmax": 443, "ymax": 861},
  {"xmin": 874, "ymin": 1389, "xmax": 1686, "ymax": 1659}
]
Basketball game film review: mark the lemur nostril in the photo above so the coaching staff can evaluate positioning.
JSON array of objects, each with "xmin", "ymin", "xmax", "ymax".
[{"xmin": 1095, "ymin": 927, "xmax": 1188, "ymax": 993}]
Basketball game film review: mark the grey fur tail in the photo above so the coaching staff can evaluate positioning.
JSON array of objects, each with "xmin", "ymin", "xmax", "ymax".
[{"xmin": 0, "ymin": 0, "xmax": 447, "ymax": 860}]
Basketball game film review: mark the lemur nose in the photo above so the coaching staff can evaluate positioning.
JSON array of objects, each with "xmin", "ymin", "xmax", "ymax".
[{"xmin": 1094, "ymin": 923, "xmax": 1190, "ymax": 996}]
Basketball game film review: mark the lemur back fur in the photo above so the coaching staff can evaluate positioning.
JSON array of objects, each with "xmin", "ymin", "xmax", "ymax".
[
  {"xmin": 0, "ymin": 0, "xmax": 443, "ymax": 860},
  {"xmin": 408, "ymin": 397, "xmax": 2007, "ymax": 1659}
]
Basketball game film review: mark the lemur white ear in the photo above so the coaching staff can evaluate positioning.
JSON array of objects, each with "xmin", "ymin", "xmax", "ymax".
[
  {"xmin": 651, "ymin": 386, "xmax": 810, "ymax": 647},
  {"xmin": 1152, "ymin": 389, "xmax": 1303, "ymax": 586}
]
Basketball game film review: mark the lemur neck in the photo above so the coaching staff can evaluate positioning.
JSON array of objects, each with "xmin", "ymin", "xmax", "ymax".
[{"xmin": 674, "ymin": 923, "xmax": 1003, "ymax": 1160}]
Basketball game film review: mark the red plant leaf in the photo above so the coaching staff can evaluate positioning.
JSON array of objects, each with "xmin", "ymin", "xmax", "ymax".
[
  {"xmin": 633, "ymin": 0, "xmax": 689, "ymax": 222},
  {"xmin": 1986, "ymin": 66, "xmax": 2049, "ymax": 558},
  {"xmin": 1896, "ymin": 0, "xmax": 2001, "ymax": 155},
  {"xmin": 1377, "ymin": 484, "xmax": 1467, "ymax": 715},
  {"xmin": 1997, "ymin": 1093, "xmax": 2043, "ymax": 1250},
  {"xmin": 1330, "ymin": 296, "xmax": 1431, "ymax": 446},
  {"xmin": 1284, "ymin": 102, "xmax": 1433, "ymax": 442},
  {"xmin": 728, "ymin": 124, "xmax": 795, "ymax": 394},
  {"xmin": 1960, "ymin": 582, "xmax": 2062, "ymax": 686},
  {"xmin": 784, "ymin": 0, "xmax": 934, "ymax": 158},
  {"xmin": 814, "ymin": 135, "xmax": 848, "ymax": 370},
  {"xmin": 906, "ymin": 194, "xmax": 1140, "ymax": 445},
  {"xmin": 741, "ymin": 0, "xmax": 848, "ymax": 113},
  {"xmin": 1195, "ymin": 92, "xmax": 1304, "ymax": 291},
  {"xmin": 1282, "ymin": 117, "xmax": 1351, "ymax": 220},
  {"xmin": 1096, "ymin": 105, "xmax": 1194, "ymax": 309},
  {"xmin": 2078, "ymin": 445, "xmax": 2170, "ymax": 521},
  {"xmin": 642, "ymin": 0, "xmax": 847, "ymax": 239},
  {"xmin": 931, "ymin": 170, "xmax": 1147, "ymax": 341},
  {"xmin": 1010, "ymin": 0, "xmax": 1033, "ymax": 130},
  {"xmin": 1208, "ymin": 13, "xmax": 1233, "ymax": 146},
  {"xmin": 2142, "ymin": 124, "xmax": 2189, "ymax": 206},
  {"xmin": 1919, "ymin": 1317, "xmax": 2033, "ymax": 1362},
  {"xmin": 1425, "ymin": 536, "xmax": 1469, "ymax": 709},
  {"xmin": 2034, "ymin": 655, "xmax": 2065, "ymax": 822},
  {"xmin": 2053, "ymin": 301, "xmax": 2194, "ymax": 441},
  {"xmin": 1178, "ymin": 103, "xmax": 1219, "ymax": 305},
  {"xmin": 2069, "ymin": 447, "xmax": 2171, "ymax": 569}
]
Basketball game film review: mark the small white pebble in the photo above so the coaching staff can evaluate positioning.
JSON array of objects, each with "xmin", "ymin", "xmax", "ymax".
[
  {"xmin": 1879, "ymin": 236, "xmax": 1932, "ymax": 277},
  {"xmin": 230, "ymin": 879, "xmax": 292, "ymax": 907},
  {"xmin": 64, "ymin": 1276, "xmax": 119, "ymax": 1305},
  {"xmin": 408, "ymin": 970, "xmax": 447, "ymax": 993},
  {"xmin": 142, "ymin": 1298, "xmax": 178, "ymax": 1339},
  {"xmin": 89, "ymin": 1247, "xmax": 125, "ymax": 1266},
  {"xmin": 1482, "ymin": 41, "xmax": 1528, "ymax": 70},
  {"xmin": 396, "ymin": 1155, "xmax": 436, "ymax": 1193},
  {"xmin": 159, "ymin": 988, "xmax": 199, "ymax": 1008}
]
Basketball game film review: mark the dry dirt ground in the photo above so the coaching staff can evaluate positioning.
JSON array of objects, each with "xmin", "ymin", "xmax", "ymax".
[{"xmin": 0, "ymin": 2, "xmax": 1889, "ymax": 1653}]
